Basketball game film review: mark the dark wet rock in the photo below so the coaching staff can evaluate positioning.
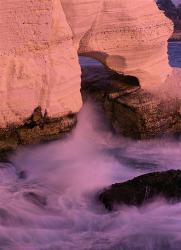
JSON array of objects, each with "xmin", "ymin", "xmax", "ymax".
[
  {"xmin": 99, "ymin": 170, "xmax": 181, "ymax": 210},
  {"xmin": 0, "ymin": 107, "xmax": 77, "ymax": 156},
  {"xmin": 24, "ymin": 192, "xmax": 47, "ymax": 208},
  {"xmin": 25, "ymin": 106, "xmax": 44, "ymax": 128},
  {"xmin": 105, "ymin": 86, "xmax": 181, "ymax": 139},
  {"xmin": 17, "ymin": 113, "xmax": 77, "ymax": 145},
  {"xmin": 81, "ymin": 66, "xmax": 181, "ymax": 139},
  {"xmin": 0, "ymin": 132, "xmax": 18, "ymax": 161},
  {"xmin": 18, "ymin": 107, "xmax": 77, "ymax": 144},
  {"xmin": 0, "ymin": 151, "xmax": 14, "ymax": 163}
]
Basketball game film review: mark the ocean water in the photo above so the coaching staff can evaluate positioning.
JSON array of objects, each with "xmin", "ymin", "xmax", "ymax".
[
  {"xmin": 0, "ymin": 42, "xmax": 180, "ymax": 250},
  {"xmin": 168, "ymin": 42, "xmax": 181, "ymax": 67}
]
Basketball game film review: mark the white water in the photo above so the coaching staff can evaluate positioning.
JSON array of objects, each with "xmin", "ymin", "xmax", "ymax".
[
  {"xmin": 0, "ymin": 101, "xmax": 180, "ymax": 250},
  {"xmin": 0, "ymin": 42, "xmax": 180, "ymax": 249}
]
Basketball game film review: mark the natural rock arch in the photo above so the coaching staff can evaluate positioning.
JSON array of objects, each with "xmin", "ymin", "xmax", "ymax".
[
  {"xmin": 0, "ymin": 0, "xmax": 179, "ymax": 147},
  {"xmin": 62, "ymin": 0, "xmax": 173, "ymax": 87}
]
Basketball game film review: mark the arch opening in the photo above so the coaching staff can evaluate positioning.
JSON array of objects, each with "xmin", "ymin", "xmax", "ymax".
[{"xmin": 79, "ymin": 56, "xmax": 140, "ymax": 102}]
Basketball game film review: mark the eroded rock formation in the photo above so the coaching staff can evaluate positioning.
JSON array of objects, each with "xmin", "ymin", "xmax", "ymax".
[
  {"xmin": 81, "ymin": 65, "xmax": 181, "ymax": 139},
  {"xmin": 157, "ymin": 0, "xmax": 181, "ymax": 40},
  {"xmin": 0, "ymin": 0, "xmax": 178, "ymax": 148},
  {"xmin": 0, "ymin": 0, "xmax": 82, "ymax": 128},
  {"xmin": 62, "ymin": 0, "xmax": 173, "ymax": 87}
]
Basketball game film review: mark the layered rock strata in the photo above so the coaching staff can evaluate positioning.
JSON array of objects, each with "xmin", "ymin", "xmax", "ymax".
[
  {"xmin": 0, "ymin": 106, "xmax": 77, "ymax": 156},
  {"xmin": 0, "ymin": 0, "xmax": 82, "ymax": 129},
  {"xmin": 81, "ymin": 65, "xmax": 181, "ymax": 139},
  {"xmin": 61, "ymin": 0, "xmax": 173, "ymax": 88},
  {"xmin": 0, "ymin": 0, "xmax": 176, "ymax": 147}
]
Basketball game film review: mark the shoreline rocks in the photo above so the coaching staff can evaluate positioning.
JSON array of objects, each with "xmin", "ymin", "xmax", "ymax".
[
  {"xmin": 81, "ymin": 66, "xmax": 181, "ymax": 139},
  {"xmin": 0, "ymin": 107, "xmax": 77, "ymax": 157},
  {"xmin": 0, "ymin": 0, "xmax": 173, "ymax": 133},
  {"xmin": 99, "ymin": 169, "xmax": 181, "ymax": 210},
  {"xmin": 0, "ymin": 1, "xmax": 179, "ymax": 150}
]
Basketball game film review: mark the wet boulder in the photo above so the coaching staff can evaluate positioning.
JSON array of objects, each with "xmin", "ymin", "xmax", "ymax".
[
  {"xmin": 82, "ymin": 66, "xmax": 181, "ymax": 139},
  {"xmin": 99, "ymin": 170, "xmax": 181, "ymax": 210}
]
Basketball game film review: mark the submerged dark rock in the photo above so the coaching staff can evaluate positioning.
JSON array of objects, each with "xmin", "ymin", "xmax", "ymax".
[
  {"xmin": 81, "ymin": 66, "xmax": 181, "ymax": 139},
  {"xmin": 99, "ymin": 170, "xmax": 181, "ymax": 210}
]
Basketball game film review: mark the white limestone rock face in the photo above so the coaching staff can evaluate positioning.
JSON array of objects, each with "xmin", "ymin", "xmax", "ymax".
[
  {"xmin": 62, "ymin": 0, "xmax": 173, "ymax": 88},
  {"xmin": 0, "ymin": 0, "xmax": 174, "ymax": 129},
  {"xmin": 0, "ymin": 0, "xmax": 82, "ymax": 128},
  {"xmin": 61, "ymin": 0, "xmax": 103, "ymax": 49}
]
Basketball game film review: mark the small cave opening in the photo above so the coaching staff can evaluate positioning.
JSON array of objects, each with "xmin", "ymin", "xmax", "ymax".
[{"xmin": 79, "ymin": 56, "xmax": 140, "ymax": 102}]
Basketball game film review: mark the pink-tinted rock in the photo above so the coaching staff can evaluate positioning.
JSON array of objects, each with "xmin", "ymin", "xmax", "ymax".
[
  {"xmin": 0, "ymin": 0, "xmax": 179, "ymax": 147},
  {"xmin": 0, "ymin": 0, "xmax": 82, "ymax": 128}
]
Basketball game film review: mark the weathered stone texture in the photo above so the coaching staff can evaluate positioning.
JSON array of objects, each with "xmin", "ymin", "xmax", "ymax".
[
  {"xmin": 99, "ymin": 170, "xmax": 181, "ymax": 210},
  {"xmin": 0, "ymin": 0, "xmax": 174, "ymax": 129}
]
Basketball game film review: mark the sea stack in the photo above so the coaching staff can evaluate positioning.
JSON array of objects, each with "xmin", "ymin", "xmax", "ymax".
[{"xmin": 0, "ymin": 0, "xmax": 179, "ymax": 150}]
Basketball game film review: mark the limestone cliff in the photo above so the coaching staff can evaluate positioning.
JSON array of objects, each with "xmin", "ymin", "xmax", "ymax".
[
  {"xmin": 62, "ymin": 0, "xmax": 173, "ymax": 88},
  {"xmin": 0, "ymin": 0, "xmax": 178, "ymax": 146},
  {"xmin": 0, "ymin": 0, "xmax": 82, "ymax": 128}
]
